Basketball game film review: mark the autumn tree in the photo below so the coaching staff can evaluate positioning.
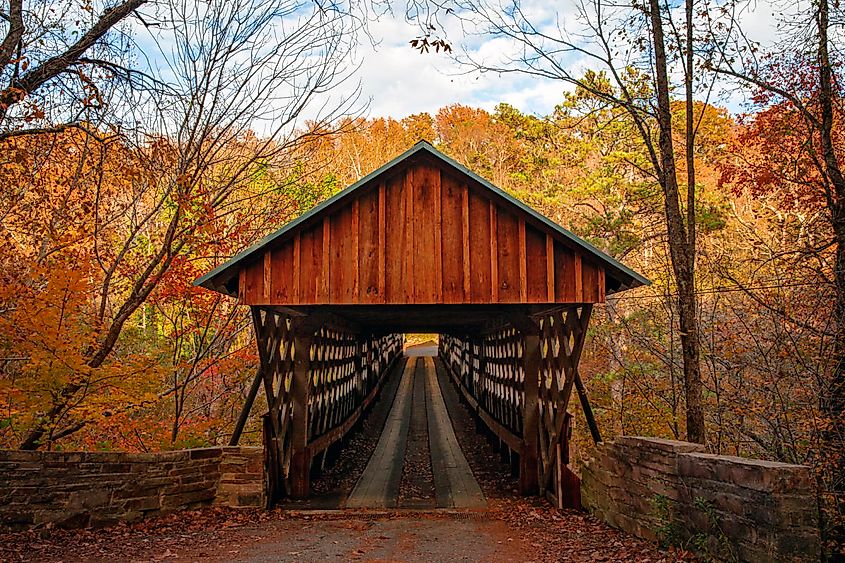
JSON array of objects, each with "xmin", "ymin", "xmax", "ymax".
[
  {"xmin": 0, "ymin": 0, "xmax": 151, "ymax": 140},
  {"xmin": 1, "ymin": 0, "xmax": 362, "ymax": 450},
  {"xmin": 427, "ymin": 0, "xmax": 716, "ymax": 442}
]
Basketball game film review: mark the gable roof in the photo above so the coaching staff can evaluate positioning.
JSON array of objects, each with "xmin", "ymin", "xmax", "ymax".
[{"xmin": 194, "ymin": 140, "xmax": 649, "ymax": 294}]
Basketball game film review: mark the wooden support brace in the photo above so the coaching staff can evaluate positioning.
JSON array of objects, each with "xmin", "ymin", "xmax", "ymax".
[
  {"xmin": 289, "ymin": 333, "xmax": 313, "ymax": 499},
  {"xmin": 520, "ymin": 333, "xmax": 540, "ymax": 495},
  {"xmin": 229, "ymin": 366, "xmax": 263, "ymax": 446}
]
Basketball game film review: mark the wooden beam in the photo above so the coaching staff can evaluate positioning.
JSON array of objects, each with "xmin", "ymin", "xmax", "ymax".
[
  {"xmin": 263, "ymin": 250, "xmax": 271, "ymax": 303},
  {"xmin": 462, "ymin": 184, "xmax": 471, "ymax": 301},
  {"xmin": 406, "ymin": 167, "xmax": 415, "ymax": 302},
  {"xmin": 435, "ymin": 169, "xmax": 443, "ymax": 302},
  {"xmin": 293, "ymin": 232, "xmax": 301, "ymax": 302},
  {"xmin": 521, "ymin": 333, "xmax": 540, "ymax": 495},
  {"xmin": 291, "ymin": 310, "xmax": 360, "ymax": 337},
  {"xmin": 238, "ymin": 269, "xmax": 246, "ymax": 305},
  {"xmin": 267, "ymin": 305, "xmax": 309, "ymax": 317},
  {"xmin": 545, "ymin": 233, "xmax": 555, "ymax": 302},
  {"xmin": 352, "ymin": 197, "xmax": 360, "ymax": 301},
  {"xmin": 229, "ymin": 366, "xmax": 263, "ymax": 446},
  {"xmin": 505, "ymin": 311, "xmax": 540, "ymax": 336},
  {"xmin": 598, "ymin": 267, "xmax": 606, "ymax": 303},
  {"xmin": 574, "ymin": 253, "xmax": 583, "ymax": 302},
  {"xmin": 289, "ymin": 332, "xmax": 313, "ymax": 499},
  {"xmin": 518, "ymin": 218, "xmax": 527, "ymax": 302},
  {"xmin": 321, "ymin": 217, "xmax": 331, "ymax": 302},
  {"xmin": 490, "ymin": 201, "xmax": 498, "ymax": 301},
  {"xmin": 574, "ymin": 370, "xmax": 603, "ymax": 444},
  {"xmin": 378, "ymin": 182, "xmax": 386, "ymax": 302}
]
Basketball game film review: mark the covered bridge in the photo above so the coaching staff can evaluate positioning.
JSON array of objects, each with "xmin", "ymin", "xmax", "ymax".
[{"xmin": 195, "ymin": 140, "xmax": 648, "ymax": 507}]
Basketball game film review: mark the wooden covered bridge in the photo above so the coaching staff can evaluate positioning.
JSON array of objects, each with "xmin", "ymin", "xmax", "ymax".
[{"xmin": 195, "ymin": 141, "xmax": 648, "ymax": 508}]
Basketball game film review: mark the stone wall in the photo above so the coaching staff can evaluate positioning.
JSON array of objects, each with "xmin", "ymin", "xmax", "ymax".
[
  {"xmin": 581, "ymin": 436, "xmax": 820, "ymax": 562},
  {"xmin": 0, "ymin": 446, "xmax": 265, "ymax": 530}
]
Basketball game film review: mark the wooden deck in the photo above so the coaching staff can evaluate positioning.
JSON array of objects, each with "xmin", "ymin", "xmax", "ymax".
[{"xmin": 347, "ymin": 352, "xmax": 486, "ymax": 509}]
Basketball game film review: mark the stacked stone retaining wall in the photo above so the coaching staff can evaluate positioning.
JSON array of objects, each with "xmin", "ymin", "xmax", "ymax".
[
  {"xmin": 0, "ymin": 446, "xmax": 264, "ymax": 530},
  {"xmin": 581, "ymin": 436, "xmax": 820, "ymax": 562}
]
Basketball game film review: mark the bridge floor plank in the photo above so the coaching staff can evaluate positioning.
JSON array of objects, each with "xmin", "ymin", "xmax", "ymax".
[
  {"xmin": 427, "ymin": 356, "xmax": 487, "ymax": 509},
  {"xmin": 347, "ymin": 349, "xmax": 485, "ymax": 509},
  {"xmin": 346, "ymin": 357, "xmax": 416, "ymax": 508}
]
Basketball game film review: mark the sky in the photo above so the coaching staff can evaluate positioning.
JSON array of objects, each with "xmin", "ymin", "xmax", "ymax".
[
  {"xmin": 350, "ymin": 0, "xmax": 781, "ymax": 120},
  {"xmin": 351, "ymin": 13, "xmax": 570, "ymax": 119},
  {"xmin": 130, "ymin": 0, "xmax": 784, "ymax": 127}
]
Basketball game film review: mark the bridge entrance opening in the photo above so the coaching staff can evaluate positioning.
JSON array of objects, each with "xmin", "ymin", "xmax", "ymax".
[{"xmin": 194, "ymin": 141, "xmax": 648, "ymax": 510}]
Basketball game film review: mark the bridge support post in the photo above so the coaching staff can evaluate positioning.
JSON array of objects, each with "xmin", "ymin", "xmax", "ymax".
[
  {"xmin": 520, "ymin": 332, "xmax": 540, "ymax": 495},
  {"xmin": 290, "ymin": 333, "xmax": 312, "ymax": 499}
]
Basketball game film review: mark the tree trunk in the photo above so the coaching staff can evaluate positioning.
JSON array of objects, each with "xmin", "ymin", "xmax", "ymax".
[
  {"xmin": 648, "ymin": 0, "xmax": 706, "ymax": 444},
  {"xmin": 830, "ymin": 219, "xmax": 845, "ymax": 551},
  {"xmin": 818, "ymin": 0, "xmax": 845, "ymax": 548}
]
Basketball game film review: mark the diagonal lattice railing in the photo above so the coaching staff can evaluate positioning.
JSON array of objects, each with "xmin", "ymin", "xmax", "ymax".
[
  {"xmin": 251, "ymin": 308, "xmax": 403, "ymax": 504},
  {"xmin": 439, "ymin": 304, "xmax": 598, "ymax": 509}
]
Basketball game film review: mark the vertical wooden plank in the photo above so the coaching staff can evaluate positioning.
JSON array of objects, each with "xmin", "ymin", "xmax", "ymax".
[
  {"xmin": 290, "ymin": 333, "xmax": 312, "ymax": 498},
  {"xmin": 330, "ymin": 206, "xmax": 355, "ymax": 302},
  {"xmin": 263, "ymin": 250, "xmax": 271, "ymax": 303},
  {"xmin": 435, "ymin": 169, "xmax": 443, "ymax": 302},
  {"xmin": 270, "ymin": 242, "xmax": 293, "ymax": 303},
  {"xmin": 468, "ymin": 191, "xmax": 492, "ymax": 302},
  {"xmin": 238, "ymin": 269, "xmax": 246, "ymax": 304},
  {"xmin": 378, "ymin": 183, "xmax": 386, "ymax": 303},
  {"xmin": 462, "ymin": 184, "xmax": 471, "ymax": 301},
  {"xmin": 519, "ymin": 218, "xmax": 527, "ymax": 302},
  {"xmin": 243, "ymin": 261, "xmax": 263, "ymax": 305},
  {"xmin": 598, "ymin": 267, "xmax": 606, "ymax": 302},
  {"xmin": 440, "ymin": 172, "xmax": 464, "ymax": 303},
  {"xmin": 574, "ymin": 253, "xmax": 583, "ymax": 302},
  {"xmin": 385, "ymin": 173, "xmax": 404, "ymax": 302},
  {"xmin": 525, "ymin": 226, "xmax": 547, "ymax": 302},
  {"xmin": 293, "ymin": 232, "xmax": 301, "ymax": 303},
  {"xmin": 546, "ymin": 234, "xmax": 555, "ymax": 302},
  {"xmin": 556, "ymin": 244, "xmax": 578, "ymax": 301},
  {"xmin": 299, "ymin": 226, "xmax": 321, "ymax": 304},
  {"xmin": 581, "ymin": 260, "xmax": 599, "ymax": 302},
  {"xmin": 496, "ymin": 210, "xmax": 520, "ymax": 302},
  {"xmin": 413, "ymin": 163, "xmax": 437, "ymax": 302},
  {"xmin": 352, "ymin": 197, "xmax": 360, "ymax": 300},
  {"xmin": 321, "ymin": 217, "xmax": 331, "ymax": 302},
  {"xmin": 555, "ymin": 442, "xmax": 563, "ymax": 509},
  {"xmin": 521, "ymin": 333, "xmax": 540, "ymax": 495},
  {"xmin": 405, "ymin": 166, "xmax": 415, "ymax": 302},
  {"xmin": 358, "ymin": 188, "xmax": 379, "ymax": 303},
  {"xmin": 490, "ymin": 201, "xmax": 498, "ymax": 302}
]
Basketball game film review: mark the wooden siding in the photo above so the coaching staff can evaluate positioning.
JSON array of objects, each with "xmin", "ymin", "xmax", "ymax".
[{"xmin": 238, "ymin": 159, "xmax": 607, "ymax": 306}]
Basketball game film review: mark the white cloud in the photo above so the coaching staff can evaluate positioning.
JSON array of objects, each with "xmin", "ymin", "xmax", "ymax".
[{"xmin": 356, "ymin": 10, "xmax": 571, "ymax": 119}]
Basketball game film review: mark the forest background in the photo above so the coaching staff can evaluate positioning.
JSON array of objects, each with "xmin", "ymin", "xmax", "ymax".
[{"xmin": 0, "ymin": 0, "xmax": 842, "ymax": 553}]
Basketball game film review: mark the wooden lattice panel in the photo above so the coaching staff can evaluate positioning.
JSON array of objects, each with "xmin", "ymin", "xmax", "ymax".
[
  {"xmin": 308, "ymin": 328, "xmax": 359, "ymax": 440},
  {"xmin": 255, "ymin": 307, "xmax": 404, "ymax": 501},
  {"xmin": 482, "ymin": 328, "xmax": 524, "ymax": 437},
  {"xmin": 439, "ymin": 304, "xmax": 595, "ymax": 509},
  {"xmin": 537, "ymin": 306, "xmax": 592, "ymax": 508},
  {"xmin": 252, "ymin": 309, "xmax": 296, "ymax": 499}
]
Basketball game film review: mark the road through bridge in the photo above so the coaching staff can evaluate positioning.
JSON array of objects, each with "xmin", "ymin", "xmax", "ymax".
[{"xmin": 194, "ymin": 140, "xmax": 648, "ymax": 509}]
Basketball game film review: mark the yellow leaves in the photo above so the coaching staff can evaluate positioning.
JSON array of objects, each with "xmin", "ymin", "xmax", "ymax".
[{"xmin": 0, "ymin": 254, "xmax": 163, "ymax": 448}]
